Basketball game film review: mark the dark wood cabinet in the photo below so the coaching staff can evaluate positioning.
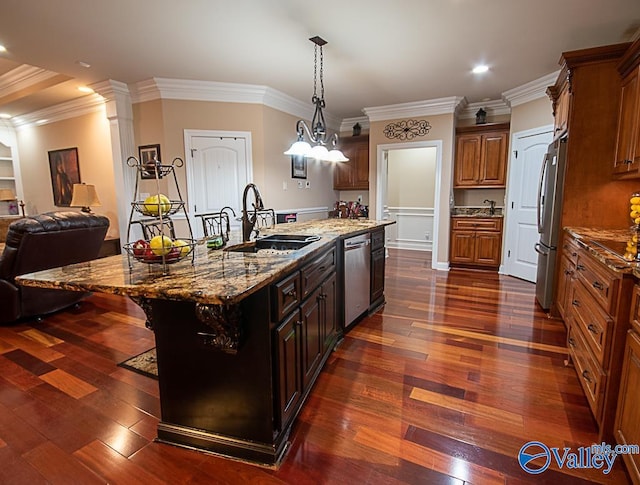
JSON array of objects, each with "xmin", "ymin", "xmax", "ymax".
[
  {"xmin": 557, "ymin": 235, "xmax": 580, "ymax": 323},
  {"xmin": 273, "ymin": 246, "xmax": 338, "ymax": 431},
  {"xmin": 275, "ymin": 309, "xmax": 302, "ymax": 429},
  {"xmin": 615, "ymin": 285, "xmax": 640, "ymax": 484},
  {"xmin": 613, "ymin": 39, "xmax": 640, "ymax": 178},
  {"xmin": 450, "ymin": 217, "xmax": 502, "ymax": 269},
  {"xmin": 370, "ymin": 228, "xmax": 386, "ymax": 309},
  {"xmin": 333, "ymin": 135, "xmax": 369, "ymax": 190},
  {"xmin": 454, "ymin": 123, "xmax": 509, "ymax": 188}
]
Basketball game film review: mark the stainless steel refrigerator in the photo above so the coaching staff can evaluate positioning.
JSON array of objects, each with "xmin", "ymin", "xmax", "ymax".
[{"xmin": 535, "ymin": 135, "xmax": 568, "ymax": 309}]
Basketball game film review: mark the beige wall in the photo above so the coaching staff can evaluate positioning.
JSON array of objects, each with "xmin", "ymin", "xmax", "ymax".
[
  {"xmin": 15, "ymin": 108, "xmax": 119, "ymax": 238},
  {"xmin": 387, "ymin": 147, "xmax": 436, "ymax": 207},
  {"xmin": 133, "ymin": 99, "xmax": 337, "ymax": 222},
  {"xmin": 369, "ymin": 112, "xmax": 455, "ymax": 266},
  {"xmin": 509, "ymin": 97, "xmax": 553, "ymax": 135}
]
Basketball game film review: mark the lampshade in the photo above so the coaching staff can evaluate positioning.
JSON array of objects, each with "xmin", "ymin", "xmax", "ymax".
[
  {"xmin": 70, "ymin": 183, "xmax": 101, "ymax": 213},
  {"xmin": 0, "ymin": 189, "xmax": 16, "ymax": 201},
  {"xmin": 306, "ymin": 145, "xmax": 330, "ymax": 160},
  {"xmin": 284, "ymin": 140, "xmax": 312, "ymax": 156},
  {"xmin": 327, "ymin": 149, "xmax": 349, "ymax": 162}
]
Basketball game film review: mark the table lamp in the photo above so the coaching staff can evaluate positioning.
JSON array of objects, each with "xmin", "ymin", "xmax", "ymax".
[{"xmin": 70, "ymin": 183, "xmax": 101, "ymax": 213}]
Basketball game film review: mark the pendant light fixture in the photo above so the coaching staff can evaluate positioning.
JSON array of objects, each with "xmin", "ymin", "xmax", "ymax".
[{"xmin": 284, "ymin": 36, "xmax": 348, "ymax": 162}]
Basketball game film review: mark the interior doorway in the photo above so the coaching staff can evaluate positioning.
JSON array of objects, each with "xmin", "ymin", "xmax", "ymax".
[
  {"xmin": 184, "ymin": 130, "xmax": 253, "ymax": 238},
  {"xmin": 502, "ymin": 125, "xmax": 553, "ymax": 281},
  {"xmin": 376, "ymin": 141, "xmax": 443, "ymax": 265}
]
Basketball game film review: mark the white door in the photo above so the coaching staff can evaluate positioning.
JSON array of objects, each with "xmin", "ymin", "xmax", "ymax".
[
  {"xmin": 184, "ymin": 130, "xmax": 252, "ymax": 238},
  {"xmin": 503, "ymin": 127, "xmax": 553, "ymax": 282}
]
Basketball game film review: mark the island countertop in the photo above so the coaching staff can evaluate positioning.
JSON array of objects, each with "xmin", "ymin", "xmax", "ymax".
[{"xmin": 16, "ymin": 218, "xmax": 394, "ymax": 305}]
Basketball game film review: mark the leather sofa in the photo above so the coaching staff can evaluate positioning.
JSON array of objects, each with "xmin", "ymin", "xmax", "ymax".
[{"xmin": 0, "ymin": 211, "xmax": 109, "ymax": 324}]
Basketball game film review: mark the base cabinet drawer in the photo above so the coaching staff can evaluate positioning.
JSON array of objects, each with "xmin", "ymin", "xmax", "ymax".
[
  {"xmin": 615, "ymin": 330, "xmax": 640, "ymax": 484},
  {"xmin": 570, "ymin": 280, "xmax": 613, "ymax": 366},
  {"xmin": 568, "ymin": 324, "xmax": 606, "ymax": 420}
]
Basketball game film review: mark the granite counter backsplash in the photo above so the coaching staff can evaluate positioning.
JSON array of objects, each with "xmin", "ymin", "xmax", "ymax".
[{"xmin": 451, "ymin": 207, "xmax": 503, "ymax": 217}]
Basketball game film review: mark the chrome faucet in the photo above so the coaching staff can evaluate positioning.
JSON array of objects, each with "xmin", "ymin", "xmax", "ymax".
[
  {"xmin": 241, "ymin": 183, "xmax": 264, "ymax": 242},
  {"xmin": 218, "ymin": 206, "xmax": 236, "ymax": 242},
  {"xmin": 483, "ymin": 199, "xmax": 496, "ymax": 215}
]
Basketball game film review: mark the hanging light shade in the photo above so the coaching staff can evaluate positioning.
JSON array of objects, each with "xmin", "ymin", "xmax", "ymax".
[{"xmin": 284, "ymin": 36, "xmax": 348, "ymax": 163}]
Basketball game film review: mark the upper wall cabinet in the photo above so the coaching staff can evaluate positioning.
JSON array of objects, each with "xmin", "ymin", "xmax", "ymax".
[
  {"xmin": 454, "ymin": 123, "xmax": 509, "ymax": 188},
  {"xmin": 547, "ymin": 70, "xmax": 571, "ymax": 137},
  {"xmin": 333, "ymin": 135, "xmax": 369, "ymax": 191},
  {"xmin": 613, "ymin": 38, "xmax": 640, "ymax": 178}
]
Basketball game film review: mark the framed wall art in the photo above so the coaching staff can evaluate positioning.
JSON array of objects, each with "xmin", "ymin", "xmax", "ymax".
[
  {"xmin": 48, "ymin": 147, "xmax": 80, "ymax": 207},
  {"xmin": 291, "ymin": 155, "xmax": 307, "ymax": 179},
  {"xmin": 138, "ymin": 144, "xmax": 161, "ymax": 164}
]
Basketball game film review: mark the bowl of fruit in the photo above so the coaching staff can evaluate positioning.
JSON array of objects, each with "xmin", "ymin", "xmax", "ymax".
[
  {"xmin": 124, "ymin": 235, "xmax": 196, "ymax": 264},
  {"xmin": 133, "ymin": 194, "xmax": 184, "ymax": 217}
]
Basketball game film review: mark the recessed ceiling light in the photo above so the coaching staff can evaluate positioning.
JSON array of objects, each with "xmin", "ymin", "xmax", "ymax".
[
  {"xmin": 78, "ymin": 86, "xmax": 94, "ymax": 93},
  {"xmin": 472, "ymin": 65, "xmax": 489, "ymax": 74},
  {"xmin": 0, "ymin": 113, "xmax": 11, "ymax": 119},
  {"xmin": 76, "ymin": 60, "xmax": 91, "ymax": 68},
  {"xmin": 0, "ymin": 45, "xmax": 6, "ymax": 53}
]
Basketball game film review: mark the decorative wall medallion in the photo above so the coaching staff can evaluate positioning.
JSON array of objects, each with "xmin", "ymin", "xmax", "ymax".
[
  {"xmin": 383, "ymin": 119, "xmax": 431, "ymax": 140},
  {"xmin": 130, "ymin": 296, "xmax": 154, "ymax": 330},
  {"xmin": 195, "ymin": 303, "xmax": 242, "ymax": 354}
]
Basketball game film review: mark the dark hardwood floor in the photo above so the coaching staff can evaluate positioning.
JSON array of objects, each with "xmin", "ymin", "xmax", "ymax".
[{"xmin": 0, "ymin": 249, "xmax": 631, "ymax": 484}]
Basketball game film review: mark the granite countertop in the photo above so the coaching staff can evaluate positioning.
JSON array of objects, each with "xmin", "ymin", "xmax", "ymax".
[
  {"xmin": 451, "ymin": 207, "xmax": 503, "ymax": 218},
  {"xmin": 16, "ymin": 218, "xmax": 394, "ymax": 305},
  {"xmin": 564, "ymin": 227, "xmax": 640, "ymax": 274}
]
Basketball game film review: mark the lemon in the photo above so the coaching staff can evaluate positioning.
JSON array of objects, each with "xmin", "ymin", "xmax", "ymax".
[
  {"xmin": 143, "ymin": 194, "xmax": 171, "ymax": 215},
  {"xmin": 172, "ymin": 239, "xmax": 190, "ymax": 257},
  {"xmin": 150, "ymin": 235, "xmax": 173, "ymax": 256},
  {"xmin": 631, "ymin": 196, "xmax": 640, "ymax": 205}
]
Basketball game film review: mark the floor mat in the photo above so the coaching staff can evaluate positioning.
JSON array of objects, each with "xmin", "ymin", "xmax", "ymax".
[{"xmin": 118, "ymin": 348, "xmax": 158, "ymax": 379}]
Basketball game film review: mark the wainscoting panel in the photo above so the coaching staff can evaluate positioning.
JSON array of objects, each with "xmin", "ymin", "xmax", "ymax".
[{"xmin": 386, "ymin": 206, "xmax": 433, "ymax": 251}]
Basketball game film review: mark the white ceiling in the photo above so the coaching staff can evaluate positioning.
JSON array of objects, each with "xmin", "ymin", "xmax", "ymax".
[{"xmin": 0, "ymin": 0, "xmax": 639, "ymax": 122}]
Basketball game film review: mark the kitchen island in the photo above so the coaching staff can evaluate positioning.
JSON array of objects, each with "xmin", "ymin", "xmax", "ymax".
[{"xmin": 17, "ymin": 218, "xmax": 393, "ymax": 466}]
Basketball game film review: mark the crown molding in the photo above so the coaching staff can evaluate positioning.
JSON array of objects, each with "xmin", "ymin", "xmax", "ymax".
[
  {"xmin": 0, "ymin": 65, "xmax": 65, "ymax": 99},
  {"xmin": 128, "ymin": 77, "xmax": 342, "ymax": 131},
  {"xmin": 363, "ymin": 96, "xmax": 465, "ymax": 122},
  {"xmin": 339, "ymin": 116, "xmax": 369, "ymax": 133},
  {"xmin": 12, "ymin": 93, "xmax": 106, "ymax": 130},
  {"xmin": 502, "ymin": 71, "xmax": 559, "ymax": 107},
  {"xmin": 457, "ymin": 98, "xmax": 511, "ymax": 120}
]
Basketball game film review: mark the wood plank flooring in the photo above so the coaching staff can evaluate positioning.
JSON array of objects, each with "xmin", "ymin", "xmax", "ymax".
[{"xmin": 0, "ymin": 248, "xmax": 631, "ymax": 484}]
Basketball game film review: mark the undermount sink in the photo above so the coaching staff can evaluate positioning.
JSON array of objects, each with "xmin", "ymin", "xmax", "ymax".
[{"xmin": 225, "ymin": 234, "xmax": 320, "ymax": 253}]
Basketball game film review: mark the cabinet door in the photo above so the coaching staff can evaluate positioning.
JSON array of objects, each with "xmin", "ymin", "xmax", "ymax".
[
  {"xmin": 300, "ymin": 287, "xmax": 323, "ymax": 390},
  {"xmin": 614, "ymin": 69, "xmax": 639, "ymax": 175},
  {"xmin": 371, "ymin": 247, "xmax": 385, "ymax": 305},
  {"xmin": 474, "ymin": 231, "xmax": 502, "ymax": 267},
  {"xmin": 275, "ymin": 310, "xmax": 302, "ymax": 429},
  {"xmin": 450, "ymin": 231, "xmax": 475, "ymax": 264},
  {"xmin": 351, "ymin": 139, "xmax": 369, "ymax": 190},
  {"xmin": 479, "ymin": 132, "xmax": 508, "ymax": 186},
  {"xmin": 320, "ymin": 272, "xmax": 337, "ymax": 353},
  {"xmin": 454, "ymin": 134, "xmax": 481, "ymax": 187},
  {"xmin": 333, "ymin": 159, "xmax": 353, "ymax": 189},
  {"xmin": 615, "ymin": 330, "xmax": 640, "ymax": 483},
  {"xmin": 556, "ymin": 254, "xmax": 574, "ymax": 321},
  {"xmin": 554, "ymin": 84, "xmax": 570, "ymax": 135}
]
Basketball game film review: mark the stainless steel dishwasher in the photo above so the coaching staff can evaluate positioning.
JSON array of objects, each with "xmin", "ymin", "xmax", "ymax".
[{"xmin": 344, "ymin": 232, "xmax": 371, "ymax": 328}]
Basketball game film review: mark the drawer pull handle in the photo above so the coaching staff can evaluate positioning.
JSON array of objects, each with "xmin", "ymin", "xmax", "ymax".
[
  {"xmin": 592, "ymin": 281, "xmax": 603, "ymax": 290},
  {"xmin": 295, "ymin": 320, "xmax": 303, "ymax": 327},
  {"xmin": 571, "ymin": 252, "xmax": 577, "ymax": 257},
  {"xmin": 582, "ymin": 370, "xmax": 593, "ymax": 383},
  {"xmin": 576, "ymin": 264, "xmax": 585, "ymax": 271},
  {"xmin": 587, "ymin": 323, "xmax": 598, "ymax": 334},
  {"xmin": 568, "ymin": 337, "xmax": 576, "ymax": 347},
  {"xmin": 285, "ymin": 289, "xmax": 297, "ymax": 298},
  {"xmin": 572, "ymin": 299, "xmax": 581, "ymax": 307},
  {"xmin": 564, "ymin": 269, "xmax": 574, "ymax": 276}
]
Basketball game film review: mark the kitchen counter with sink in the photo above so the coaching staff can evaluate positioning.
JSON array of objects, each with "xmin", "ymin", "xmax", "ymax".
[{"xmin": 17, "ymin": 217, "xmax": 394, "ymax": 467}]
